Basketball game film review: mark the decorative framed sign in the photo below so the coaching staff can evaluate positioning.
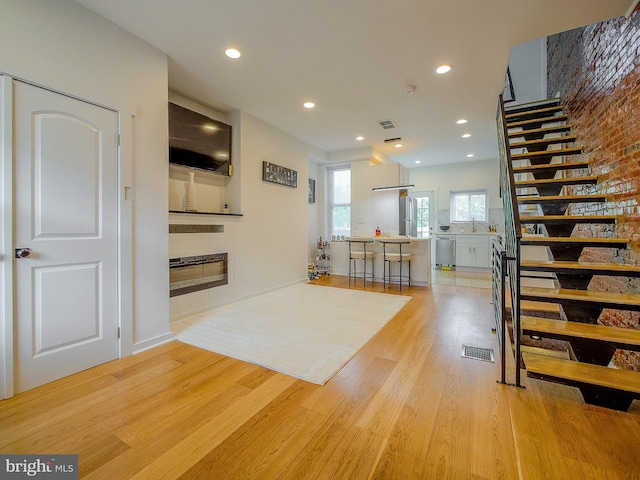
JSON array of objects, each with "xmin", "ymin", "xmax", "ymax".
[
  {"xmin": 308, "ymin": 178, "xmax": 316, "ymax": 203},
  {"xmin": 262, "ymin": 161, "xmax": 297, "ymax": 188}
]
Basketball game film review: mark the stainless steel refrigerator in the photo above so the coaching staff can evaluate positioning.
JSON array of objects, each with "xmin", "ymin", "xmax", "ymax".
[{"xmin": 399, "ymin": 195, "xmax": 417, "ymax": 237}]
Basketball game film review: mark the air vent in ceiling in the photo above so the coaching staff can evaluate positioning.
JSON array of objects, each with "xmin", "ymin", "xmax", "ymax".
[{"xmin": 378, "ymin": 118, "xmax": 397, "ymax": 130}]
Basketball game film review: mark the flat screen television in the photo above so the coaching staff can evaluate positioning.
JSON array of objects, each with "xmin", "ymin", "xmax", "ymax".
[{"xmin": 168, "ymin": 102, "xmax": 232, "ymax": 176}]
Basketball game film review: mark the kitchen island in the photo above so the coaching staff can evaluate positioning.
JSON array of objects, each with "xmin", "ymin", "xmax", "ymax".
[{"xmin": 328, "ymin": 236, "xmax": 431, "ymax": 286}]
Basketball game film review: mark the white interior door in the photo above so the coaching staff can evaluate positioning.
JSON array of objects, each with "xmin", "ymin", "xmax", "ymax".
[{"xmin": 14, "ymin": 81, "xmax": 119, "ymax": 393}]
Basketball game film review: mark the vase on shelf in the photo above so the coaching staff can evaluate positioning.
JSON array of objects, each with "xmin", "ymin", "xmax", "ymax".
[{"xmin": 185, "ymin": 171, "xmax": 198, "ymax": 212}]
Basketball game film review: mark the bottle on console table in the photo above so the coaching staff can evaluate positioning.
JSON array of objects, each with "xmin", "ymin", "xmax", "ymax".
[{"xmin": 375, "ymin": 226, "xmax": 381, "ymax": 237}]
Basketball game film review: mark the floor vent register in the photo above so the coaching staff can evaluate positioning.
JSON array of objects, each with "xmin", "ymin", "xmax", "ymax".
[{"xmin": 461, "ymin": 345, "xmax": 495, "ymax": 363}]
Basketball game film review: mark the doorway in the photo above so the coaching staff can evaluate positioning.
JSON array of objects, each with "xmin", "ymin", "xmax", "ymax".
[{"xmin": 410, "ymin": 190, "xmax": 435, "ymax": 238}]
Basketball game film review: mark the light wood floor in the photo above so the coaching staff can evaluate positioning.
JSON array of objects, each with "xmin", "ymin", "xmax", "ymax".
[{"xmin": 2, "ymin": 275, "xmax": 640, "ymax": 479}]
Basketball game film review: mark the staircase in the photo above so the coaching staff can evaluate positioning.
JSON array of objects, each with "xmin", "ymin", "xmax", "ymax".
[{"xmin": 496, "ymin": 96, "xmax": 640, "ymax": 411}]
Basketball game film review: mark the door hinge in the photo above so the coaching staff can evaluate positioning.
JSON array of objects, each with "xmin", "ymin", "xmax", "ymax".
[
  {"xmin": 117, "ymin": 327, "xmax": 121, "ymax": 339},
  {"xmin": 116, "ymin": 134, "xmax": 121, "ymax": 147}
]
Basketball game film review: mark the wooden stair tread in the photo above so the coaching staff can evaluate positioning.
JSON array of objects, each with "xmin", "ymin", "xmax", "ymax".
[
  {"xmin": 517, "ymin": 194, "xmax": 607, "ymax": 204},
  {"xmin": 521, "ymin": 344, "xmax": 571, "ymax": 360},
  {"xmin": 504, "ymin": 98, "xmax": 561, "ymax": 114},
  {"xmin": 522, "ymin": 316, "xmax": 640, "ymax": 348},
  {"xmin": 513, "ymin": 160, "xmax": 589, "ymax": 174},
  {"xmin": 520, "ymin": 236, "xmax": 628, "ymax": 248},
  {"xmin": 515, "ymin": 176, "xmax": 597, "ymax": 188},
  {"xmin": 507, "ymin": 115, "xmax": 568, "ymax": 129},
  {"xmin": 520, "ymin": 286, "xmax": 640, "ymax": 310},
  {"xmin": 508, "ymin": 124, "xmax": 572, "ymax": 138},
  {"xmin": 510, "ymin": 136, "xmax": 577, "ymax": 149},
  {"xmin": 505, "ymin": 106, "xmax": 564, "ymax": 121},
  {"xmin": 519, "ymin": 215, "xmax": 615, "ymax": 224},
  {"xmin": 520, "ymin": 260, "xmax": 640, "ymax": 276},
  {"xmin": 522, "ymin": 352, "xmax": 640, "ymax": 395},
  {"xmin": 505, "ymin": 293, "xmax": 563, "ymax": 315},
  {"xmin": 507, "ymin": 115, "xmax": 568, "ymax": 128},
  {"xmin": 512, "ymin": 147, "xmax": 582, "ymax": 159}
]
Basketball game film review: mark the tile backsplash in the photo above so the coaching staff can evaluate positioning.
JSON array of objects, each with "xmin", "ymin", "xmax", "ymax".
[{"xmin": 436, "ymin": 208, "xmax": 505, "ymax": 233}]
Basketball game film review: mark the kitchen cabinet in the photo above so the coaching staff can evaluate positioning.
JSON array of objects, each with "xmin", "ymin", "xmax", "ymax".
[{"xmin": 456, "ymin": 234, "xmax": 490, "ymax": 268}]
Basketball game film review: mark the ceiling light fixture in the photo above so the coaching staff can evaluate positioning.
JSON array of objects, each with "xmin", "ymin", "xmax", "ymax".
[
  {"xmin": 436, "ymin": 64, "xmax": 452, "ymax": 74},
  {"xmin": 371, "ymin": 140, "xmax": 414, "ymax": 191},
  {"xmin": 467, "ymin": 153, "xmax": 474, "ymax": 158},
  {"xmin": 303, "ymin": 101, "xmax": 315, "ymax": 109},
  {"xmin": 462, "ymin": 133, "xmax": 471, "ymax": 138},
  {"xmin": 415, "ymin": 160, "xmax": 421, "ymax": 164},
  {"xmin": 372, "ymin": 184, "xmax": 415, "ymax": 192},
  {"xmin": 456, "ymin": 119, "xmax": 468, "ymax": 124},
  {"xmin": 225, "ymin": 48, "xmax": 241, "ymax": 59},
  {"xmin": 356, "ymin": 136, "xmax": 364, "ymax": 141}
]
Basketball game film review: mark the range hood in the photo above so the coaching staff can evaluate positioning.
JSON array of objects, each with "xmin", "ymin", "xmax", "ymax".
[{"xmin": 370, "ymin": 163, "xmax": 412, "ymax": 191}]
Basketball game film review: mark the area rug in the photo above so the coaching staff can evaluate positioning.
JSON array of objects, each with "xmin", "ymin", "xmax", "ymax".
[{"xmin": 171, "ymin": 283, "xmax": 411, "ymax": 384}]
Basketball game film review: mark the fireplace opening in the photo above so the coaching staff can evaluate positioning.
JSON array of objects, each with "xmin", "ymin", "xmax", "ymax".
[{"xmin": 169, "ymin": 253, "xmax": 228, "ymax": 297}]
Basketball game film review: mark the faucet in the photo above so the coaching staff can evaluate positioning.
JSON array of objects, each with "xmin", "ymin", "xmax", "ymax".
[{"xmin": 472, "ymin": 218, "xmax": 476, "ymax": 232}]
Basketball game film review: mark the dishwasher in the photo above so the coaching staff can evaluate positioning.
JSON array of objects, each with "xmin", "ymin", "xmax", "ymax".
[{"xmin": 435, "ymin": 235, "xmax": 456, "ymax": 268}]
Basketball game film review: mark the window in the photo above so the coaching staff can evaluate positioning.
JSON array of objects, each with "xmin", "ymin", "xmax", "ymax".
[
  {"xmin": 450, "ymin": 189, "xmax": 488, "ymax": 222},
  {"xmin": 329, "ymin": 167, "xmax": 351, "ymax": 236}
]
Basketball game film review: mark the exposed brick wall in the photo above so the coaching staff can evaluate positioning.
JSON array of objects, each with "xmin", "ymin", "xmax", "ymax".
[{"xmin": 547, "ymin": 8, "xmax": 640, "ymax": 371}]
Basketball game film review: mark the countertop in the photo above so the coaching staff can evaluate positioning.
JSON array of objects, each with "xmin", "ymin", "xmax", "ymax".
[{"xmin": 339, "ymin": 236, "xmax": 431, "ymax": 242}]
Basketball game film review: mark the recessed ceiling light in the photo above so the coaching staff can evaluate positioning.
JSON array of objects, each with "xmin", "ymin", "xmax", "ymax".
[
  {"xmin": 303, "ymin": 101, "xmax": 315, "ymax": 109},
  {"xmin": 456, "ymin": 119, "xmax": 468, "ymax": 124},
  {"xmin": 415, "ymin": 160, "xmax": 421, "ymax": 164},
  {"xmin": 462, "ymin": 133, "xmax": 471, "ymax": 138},
  {"xmin": 467, "ymin": 153, "xmax": 474, "ymax": 158},
  {"xmin": 395, "ymin": 143, "xmax": 403, "ymax": 148},
  {"xmin": 225, "ymin": 48, "xmax": 241, "ymax": 59},
  {"xmin": 356, "ymin": 136, "xmax": 364, "ymax": 141},
  {"xmin": 436, "ymin": 64, "xmax": 452, "ymax": 74}
]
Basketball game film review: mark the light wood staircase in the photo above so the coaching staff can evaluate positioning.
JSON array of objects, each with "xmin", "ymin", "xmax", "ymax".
[{"xmin": 501, "ymin": 97, "xmax": 640, "ymax": 410}]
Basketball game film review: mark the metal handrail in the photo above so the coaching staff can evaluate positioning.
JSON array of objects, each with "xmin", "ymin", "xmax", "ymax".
[
  {"xmin": 491, "ymin": 237, "xmax": 508, "ymax": 384},
  {"xmin": 495, "ymin": 94, "xmax": 523, "ymax": 387}
]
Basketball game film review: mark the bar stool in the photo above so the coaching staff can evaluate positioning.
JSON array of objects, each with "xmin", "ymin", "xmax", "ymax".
[
  {"xmin": 346, "ymin": 237, "xmax": 375, "ymax": 286},
  {"xmin": 379, "ymin": 238, "xmax": 411, "ymax": 290}
]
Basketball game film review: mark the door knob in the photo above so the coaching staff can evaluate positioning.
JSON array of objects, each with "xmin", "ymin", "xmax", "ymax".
[{"xmin": 15, "ymin": 248, "xmax": 31, "ymax": 258}]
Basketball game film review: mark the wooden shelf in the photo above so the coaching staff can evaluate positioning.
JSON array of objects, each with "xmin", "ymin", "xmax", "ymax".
[{"xmin": 169, "ymin": 210, "xmax": 243, "ymax": 217}]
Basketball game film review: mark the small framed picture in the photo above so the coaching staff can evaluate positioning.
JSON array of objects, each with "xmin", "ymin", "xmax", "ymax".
[
  {"xmin": 308, "ymin": 178, "xmax": 316, "ymax": 203},
  {"xmin": 262, "ymin": 161, "xmax": 297, "ymax": 188}
]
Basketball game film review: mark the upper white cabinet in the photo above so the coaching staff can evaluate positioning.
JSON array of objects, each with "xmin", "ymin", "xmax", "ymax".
[
  {"xmin": 370, "ymin": 163, "xmax": 409, "ymax": 189},
  {"xmin": 456, "ymin": 234, "xmax": 490, "ymax": 268}
]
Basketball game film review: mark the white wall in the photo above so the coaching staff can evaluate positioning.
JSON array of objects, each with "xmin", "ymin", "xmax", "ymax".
[
  {"xmin": 409, "ymin": 158, "xmax": 503, "ymax": 232},
  {"xmin": 308, "ymin": 161, "xmax": 323, "ymax": 262},
  {"xmin": 0, "ymin": 0, "xmax": 170, "ymax": 351},
  {"xmin": 233, "ymin": 111, "xmax": 325, "ymax": 299},
  {"xmin": 508, "ymin": 37, "xmax": 547, "ymax": 104}
]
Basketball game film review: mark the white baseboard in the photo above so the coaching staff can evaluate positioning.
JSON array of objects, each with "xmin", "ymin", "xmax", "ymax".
[{"xmin": 131, "ymin": 332, "xmax": 174, "ymax": 355}]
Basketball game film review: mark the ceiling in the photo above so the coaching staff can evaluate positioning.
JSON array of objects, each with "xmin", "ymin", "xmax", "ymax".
[{"xmin": 74, "ymin": 0, "xmax": 634, "ymax": 168}]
